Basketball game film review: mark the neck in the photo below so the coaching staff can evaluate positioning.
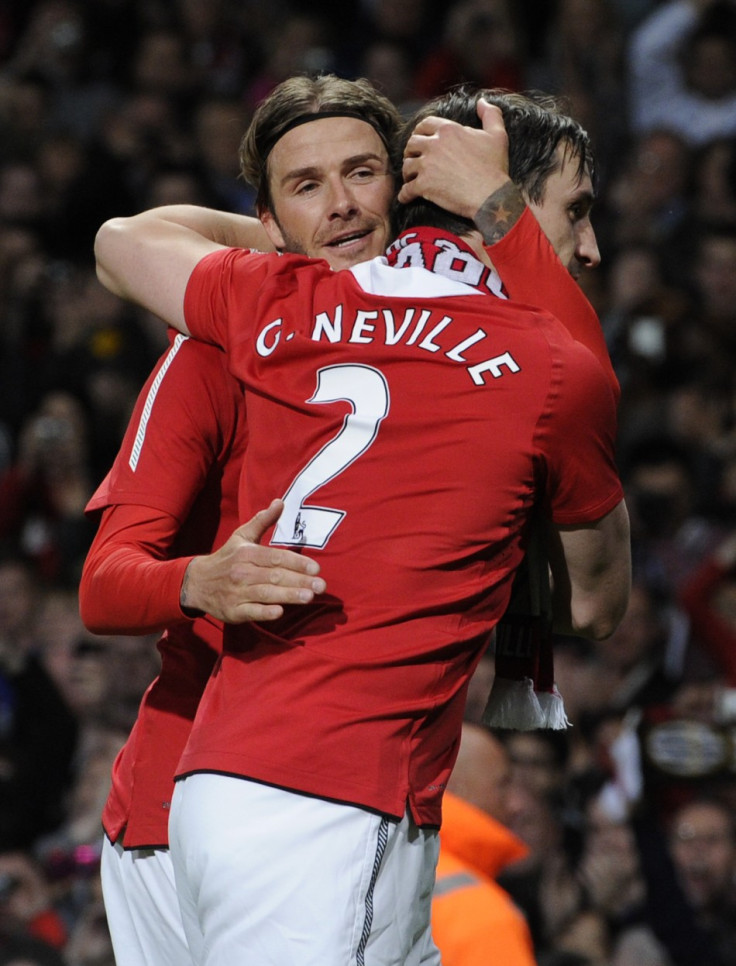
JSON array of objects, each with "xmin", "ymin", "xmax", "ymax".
[{"xmin": 460, "ymin": 229, "xmax": 493, "ymax": 269}]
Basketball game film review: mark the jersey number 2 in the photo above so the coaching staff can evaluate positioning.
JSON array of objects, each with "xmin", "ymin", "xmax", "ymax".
[{"xmin": 270, "ymin": 364, "xmax": 390, "ymax": 549}]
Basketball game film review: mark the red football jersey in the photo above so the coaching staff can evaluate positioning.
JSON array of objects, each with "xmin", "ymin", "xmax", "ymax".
[
  {"xmin": 83, "ymin": 332, "xmax": 246, "ymax": 848},
  {"xmin": 178, "ymin": 228, "xmax": 623, "ymax": 826},
  {"xmin": 488, "ymin": 207, "xmax": 618, "ymax": 398}
]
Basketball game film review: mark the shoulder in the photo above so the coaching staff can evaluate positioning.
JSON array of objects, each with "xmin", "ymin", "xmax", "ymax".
[{"xmin": 141, "ymin": 333, "xmax": 241, "ymax": 414}]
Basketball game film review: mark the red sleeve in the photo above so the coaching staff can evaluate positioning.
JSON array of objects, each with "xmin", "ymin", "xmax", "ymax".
[
  {"xmin": 538, "ymin": 330, "xmax": 623, "ymax": 525},
  {"xmin": 680, "ymin": 559, "xmax": 736, "ymax": 685},
  {"xmin": 184, "ymin": 247, "xmax": 273, "ymax": 350},
  {"xmin": 81, "ymin": 330, "xmax": 245, "ymax": 635},
  {"xmin": 86, "ymin": 332, "xmax": 241, "ymax": 522},
  {"xmin": 488, "ymin": 208, "xmax": 619, "ymax": 401},
  {"xmin": 79, "ymin": 503, "xmax": 194, "ymax": 634}
]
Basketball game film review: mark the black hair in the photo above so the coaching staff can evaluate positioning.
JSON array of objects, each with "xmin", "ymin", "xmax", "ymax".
[{"xmin": 395, "ymin": 85, "xmax": 595, "ymax": 237}]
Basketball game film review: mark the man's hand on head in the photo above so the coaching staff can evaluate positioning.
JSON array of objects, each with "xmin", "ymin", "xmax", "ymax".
[
  {"xmin": 399, "ymin": 99, "xmax": 518, "ymax": 221},
  {"xmin": 181, "ymin": 499, "xmax": 326, "ymax": 624}
]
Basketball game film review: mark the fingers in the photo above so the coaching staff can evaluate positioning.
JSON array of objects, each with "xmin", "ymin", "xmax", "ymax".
[
  {"xmin": 242, "ymin": 541, "xmax": 323, "ymax": 580},
  {"xmin": 236, "ymin": 499, "xmax": 285, "ymax": 545},
  {"xmin": 406, "ymin": 114, "xmax": 443, "ymax": 142},
  {"xmin": 221, "ymin": 574, "xmax": 326, "ymax": 624},
  {"xmin": 236, "ymin": 553, "xmax": 326, "ymax": 595},
  {"xmin": 398, "ymin": 156, "xmax": 421, "ymax": 204},
  {"xmin": 229, "ymin": 547, "xmax": 326, "ymax": 599},
  {"xmin": 477, "ymin": 98, "xmax": 504, "ymax": 133},
  {"xmin": 234, "ymin": 602, "xmax": 285, "ymax": 623},
  {"xmin": 234, "ymin": 502, "xmax": 322, "ymax": 578},
  {"xmin": 402, "ymin": 116, "xmax": 451, "ymax": 161}
]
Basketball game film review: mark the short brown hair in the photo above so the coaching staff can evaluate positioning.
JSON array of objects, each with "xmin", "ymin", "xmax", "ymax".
[
  {"xmin": 240, "ymin": 74, "xmax": 403, "ymax": 214},
  {"xmin": 395, "ymin": 86, "xmax": 595, "ymax": 236}
]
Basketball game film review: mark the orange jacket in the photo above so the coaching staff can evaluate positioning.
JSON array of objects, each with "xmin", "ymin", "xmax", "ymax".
[{"xmin": 432, "ymin": 792, "xmax": 536, "ymax": 966}]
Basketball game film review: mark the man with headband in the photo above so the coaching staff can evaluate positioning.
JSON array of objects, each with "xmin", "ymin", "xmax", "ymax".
[
  {"xmin": 90, "ymin": 77, "xmax": 630, "ymax": 965},
  {"xmin": 82, "ymin": 76, "xmax": 402, "ymax": 966}
]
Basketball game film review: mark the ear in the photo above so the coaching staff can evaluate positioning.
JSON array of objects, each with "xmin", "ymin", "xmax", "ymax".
[{"xmin": 259, "ymin": 207, "xmax": 286, "ymax": 251}]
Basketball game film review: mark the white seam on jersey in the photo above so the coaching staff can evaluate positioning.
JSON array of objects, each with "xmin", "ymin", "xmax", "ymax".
[{"xmin": 129, "ymin": 333, "xmax": 189, "ymax": 471}]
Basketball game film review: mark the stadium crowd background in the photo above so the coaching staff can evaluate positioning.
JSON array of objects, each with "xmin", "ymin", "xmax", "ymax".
[{"xmin": 1, "ymin": 0, "xmax": 736, "ymax": 963}]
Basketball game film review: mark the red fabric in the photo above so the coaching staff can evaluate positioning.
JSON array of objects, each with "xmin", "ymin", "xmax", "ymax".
[
  {"xmin": 433, "ymin": 792, "xmax": 535, "ymax": 966},
  {"xmin": 80, "ymin": 506, "xmax": 194, "ymax": 634},
  {"xmin": 178, "ymin": 235, "xmax": 622, "ymax": 825},
  {"xmin": 80, "ymin": 331, "xmax": 246, "ymax": 848},
  {"xmin": 488, "ymin": 207, "xmax": 619, "ymax": 400}
]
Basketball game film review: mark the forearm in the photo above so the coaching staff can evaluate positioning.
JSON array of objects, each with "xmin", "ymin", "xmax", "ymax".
[
  {"xmin": 80, "ymin": 506, "xmax": 194, "ymax": 634},
  {"xmin": 473, "ymin": 181, "xmax": 527, "ymax": 245},
  {"xmin": 105, "ymin": 205, "xmax": 267, "ymax": 249},
  {"xmin": 94, "ymin": 205, "xmax": 256, "ymax": 329},
  {"xmin": 549, "ymin": 501, "xmax": 632, "ymax": 640},
  {"xmin": 80, "ymin": 542, "xmax": 193, "ymax": 634}
]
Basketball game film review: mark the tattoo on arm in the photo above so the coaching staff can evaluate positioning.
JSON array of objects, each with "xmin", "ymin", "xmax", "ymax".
[
  {"xmin": 180, "ymin": 563, "xmax": 204, "ymax": 617},
  {"xmin": 474, "ymin": 182, "xmax": 526, "ymax": 245}
]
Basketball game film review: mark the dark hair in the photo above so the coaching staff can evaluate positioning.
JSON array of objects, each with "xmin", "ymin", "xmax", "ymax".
[
  {"xmin": 394, "ymin": 85, "xmax": 595, "ymax": 236},
  {"xmin": 239, "ymin": 74, "xmax": 402, "ymax": 214}
]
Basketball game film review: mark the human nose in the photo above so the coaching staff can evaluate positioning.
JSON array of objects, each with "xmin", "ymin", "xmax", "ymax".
[
  {"xmin": 326, "ymin": 178, "xmax": 359, "ymax": 219},
  {"xmin": 576, "ymin": 220, "xmax": 601, "ymax": 269}
]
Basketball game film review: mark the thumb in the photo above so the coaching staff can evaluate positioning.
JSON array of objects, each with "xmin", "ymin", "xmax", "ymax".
[
  {"xmin": 235, "ymin": 498, "xmax": 285, "ymax": 545},
  {"xmin": 477, "ymin": 98, "xmax": 504, "ymax": 133}
]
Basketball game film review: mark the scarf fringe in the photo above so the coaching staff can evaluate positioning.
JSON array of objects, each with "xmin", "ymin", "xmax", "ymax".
[
  {"xmin": 482, "ymin": 677, "xmax": 571, "ymax": 731},
  {"xmin": 537, "ymin": 686, "xmax": 571, "ymax": 730},
  {"xmin": 482, "ymin": 676, "xmax": 546, "ymax": 730}
]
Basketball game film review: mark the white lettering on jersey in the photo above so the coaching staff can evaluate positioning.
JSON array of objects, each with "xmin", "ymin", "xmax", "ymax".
[
  {"xmin": 446, "ymin": 329, "xmax": 488, "ymax": 361},
  {"xmin": 256, "ymin": 305, "xmax": 522, "ymax": 386},
  {"xmin": 468, "ymin": 351, "xmax": 521, "ymax": 386},
  {"xmin": 312, "ymin": 305, "xmax": 343, "ymax": 342},
  {"xmin": 129, "ymin": 334, "xmax": 188, "ymax": 472},
  {"xmin": 256, "ymin": 318, "xmax": 283, "ymax": 356},
  {"xmin": 349, "ymin": 310, "xmax": 378, "ymax": 344},
  {"xmin": 418, "ymin": 316, "xmax": 453, "ymax": 352},
  {"xmin": 406, "ymin": 309, "xmax": 432, "ymax": 346},
  {"xmin": 383, "ymin": 308, "xmax": 416, "ymax": 344}
]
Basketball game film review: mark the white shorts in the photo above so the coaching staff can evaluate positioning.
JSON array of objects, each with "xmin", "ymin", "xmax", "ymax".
[
  {"xmin": 169, "ymin": 774, "xmax": 442, "ymax": 966},
  {"xmin": 100, "ymin": 837, "xmax": 193, "ymax": 966}
]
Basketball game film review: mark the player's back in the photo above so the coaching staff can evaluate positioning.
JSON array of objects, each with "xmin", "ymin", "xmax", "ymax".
[{"xmin": 180, "ymin": 231, "xmax": 622, "ymax": 822}]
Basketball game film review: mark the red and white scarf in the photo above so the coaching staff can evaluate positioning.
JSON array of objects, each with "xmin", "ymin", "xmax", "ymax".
[{"xmin": 385, "ymin": 228, "xmax": 507, "ymax": 298}]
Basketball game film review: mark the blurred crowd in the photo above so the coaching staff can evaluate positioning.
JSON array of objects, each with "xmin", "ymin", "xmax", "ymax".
[{"xmin": 1, "ymin": 0, "xmax": 736, "ymax": 963}]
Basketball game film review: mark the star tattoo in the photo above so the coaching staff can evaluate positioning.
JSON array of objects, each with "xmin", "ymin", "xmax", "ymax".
[{"xmin": 474, "ymin": 182, "xmax": 526, "ymax": 244}]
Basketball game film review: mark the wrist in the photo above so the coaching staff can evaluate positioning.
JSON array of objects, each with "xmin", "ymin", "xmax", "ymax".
[
  {"xmin": 180, "ymin": 558, "xmax": 205, "ymax": 618},
  {"xmin": 474, "ymin": 180, "xmax": 526, "ymax": 245}
]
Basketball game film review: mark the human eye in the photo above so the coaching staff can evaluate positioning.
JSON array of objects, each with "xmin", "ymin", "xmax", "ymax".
[
  {"xmin": 295, "ymin": 179, "xmax": 319, "ymax": 195},
  {"xmin": 350, "ymin": 165, "xmax": 379, "ymax": 181},
  {"xmin": 569, "ymin": 197, "xmax": 593, "ymax": 222}
]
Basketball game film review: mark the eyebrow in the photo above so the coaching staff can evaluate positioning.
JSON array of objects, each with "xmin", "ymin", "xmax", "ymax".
[
  {"xmin": 570, "ymin": 186, "xmax": 596, "ymax": 207},
  {"xmin": 279, "ymin": 152, "xmax": 387, "ymax": 187}
]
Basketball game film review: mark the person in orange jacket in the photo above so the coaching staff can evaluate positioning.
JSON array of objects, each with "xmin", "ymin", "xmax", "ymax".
[{"xmin": 432, "ymin": 722, "xmax": 537, "ymax": 966}]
